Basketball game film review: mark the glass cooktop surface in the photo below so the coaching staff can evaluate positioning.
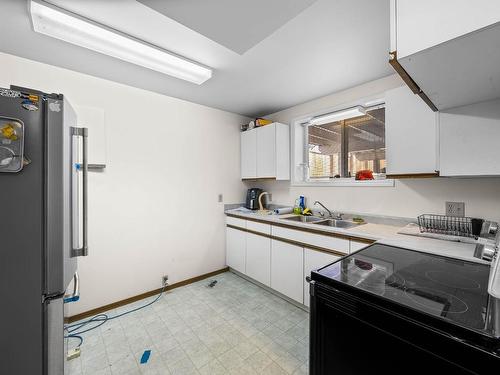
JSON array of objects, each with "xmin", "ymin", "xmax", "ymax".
[{"xmin": 317, "ymin": 244, "xmax": 490, "ymax": 332}]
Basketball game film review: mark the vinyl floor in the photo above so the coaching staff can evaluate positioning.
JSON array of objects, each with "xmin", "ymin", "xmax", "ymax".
[{"xmin": 65, "ymin": 271, "xmax": 309, "ymax": 375}]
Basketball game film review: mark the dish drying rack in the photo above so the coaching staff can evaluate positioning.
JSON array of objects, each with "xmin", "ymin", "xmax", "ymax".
[{"xmin": 417, "ymin": 214, "xmax": 483, "ymax": 239}]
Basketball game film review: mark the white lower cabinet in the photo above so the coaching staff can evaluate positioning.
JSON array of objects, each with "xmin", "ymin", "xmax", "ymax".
[
  {"xmin": 226, "ymin": 222, "xmax": 373, "ymax": 307},
  {"xmin": 226, "ymin": 227, "xmax": 246, "ymax": 274},
  {"xmin": 272, "ymin": 226, "xmax": 349, "ymax": 254},
  {"xmin": 246, "ymin": 232, "xmax": 271, "ymax": 286},
  {"xmin": 271, "ymin": 239, "xmax": 304, "ymax": 303},
  {"xmin": 303, "ymin": 248, "xmax": 341, "ymax": 308}
]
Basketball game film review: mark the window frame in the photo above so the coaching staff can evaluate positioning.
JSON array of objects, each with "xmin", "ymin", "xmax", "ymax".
[{"xmin": 291, "ymin": 96, "xmax": 394, "ymax": 187}]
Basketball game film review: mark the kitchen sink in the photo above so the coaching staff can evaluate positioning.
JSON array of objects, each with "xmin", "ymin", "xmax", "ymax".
[
  {"xmin": 312, "ymin": 219, "xmax": 362, "ymax": 229},
  {"xmin": 281, "ymin": 215, "xmax": 326, "ymax": 223}
]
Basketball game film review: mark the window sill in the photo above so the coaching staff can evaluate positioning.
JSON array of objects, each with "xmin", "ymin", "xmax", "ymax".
[{"xmin": 291, "ymin": 178, "xmax": 395, "ymax": 187}]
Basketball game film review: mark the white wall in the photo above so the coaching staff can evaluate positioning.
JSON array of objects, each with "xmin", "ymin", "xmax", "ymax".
[
  {"xmin": 256, "ymin": 75, "xmax": 500, "ymax": 223},
  {"xmin": 0, "ymin": 52, "xmax": 248, "ymax": 315}
]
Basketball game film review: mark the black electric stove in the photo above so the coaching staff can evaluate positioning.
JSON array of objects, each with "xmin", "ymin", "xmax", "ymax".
[{"xmin": 309, "ymin": 243, "xmax": 500, "ymax": 375}]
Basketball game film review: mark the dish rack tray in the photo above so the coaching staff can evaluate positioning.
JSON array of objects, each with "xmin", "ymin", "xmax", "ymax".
[{"xmin": 417, "ymin": 214, "xmax": 481, "ymax": 238}]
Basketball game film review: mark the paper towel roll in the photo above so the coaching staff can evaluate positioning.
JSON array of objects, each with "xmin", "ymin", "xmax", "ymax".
[{"xmin": 273, "ymin": 207, "xmax": 293, "ymax": 215}]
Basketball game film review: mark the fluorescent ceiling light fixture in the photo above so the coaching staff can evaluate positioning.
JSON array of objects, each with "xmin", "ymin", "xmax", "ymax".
[
  {"xmin": 29, "ymin": 0, "xmax": 212, "ymax": 84},
  {"xmin": 310, "ymin": 106, "xmax": 366, "ymax": 126}
]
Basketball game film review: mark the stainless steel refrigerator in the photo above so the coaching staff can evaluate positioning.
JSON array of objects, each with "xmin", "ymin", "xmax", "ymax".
[{"xmin": 0, "ymin": 85, "xmax": 88, "ymax": 375}]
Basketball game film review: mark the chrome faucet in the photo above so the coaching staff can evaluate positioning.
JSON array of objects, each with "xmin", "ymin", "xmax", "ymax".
[{"xmin": 314, "ymin": 201, "xmax": 343, "ymax": 220}]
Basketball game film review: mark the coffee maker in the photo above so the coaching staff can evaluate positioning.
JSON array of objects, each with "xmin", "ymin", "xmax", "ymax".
[{"xmin": 246, "ymin": 188, "xmax": 263, "ymax": 210}]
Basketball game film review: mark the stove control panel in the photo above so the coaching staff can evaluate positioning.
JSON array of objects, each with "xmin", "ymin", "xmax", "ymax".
[{"xmin": 487, "ymin": 231, "xmax": 500, "ymax": 298}]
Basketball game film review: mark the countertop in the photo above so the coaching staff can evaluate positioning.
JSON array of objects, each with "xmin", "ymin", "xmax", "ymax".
[{"xmin": 225, "ymin": 209, "xmax": 488, "ymax": 264}]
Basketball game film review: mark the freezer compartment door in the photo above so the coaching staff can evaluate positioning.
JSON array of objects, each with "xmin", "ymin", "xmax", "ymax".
[{"xmin": 46, "ymin": 297, "xmax": 64, "ymax": 375}]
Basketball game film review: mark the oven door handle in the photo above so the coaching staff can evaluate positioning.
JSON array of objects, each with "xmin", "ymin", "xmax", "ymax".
[{"xmin": 306, "ymin": 276, "xmax": 316, "ymax": 296}]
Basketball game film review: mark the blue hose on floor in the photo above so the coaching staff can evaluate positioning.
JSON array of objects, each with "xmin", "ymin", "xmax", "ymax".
[{"xmin": 64, "ymin": 285, "xmax": 166, "ymax": 348}]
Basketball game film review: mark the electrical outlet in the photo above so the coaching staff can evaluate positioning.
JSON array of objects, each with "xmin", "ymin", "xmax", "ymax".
[
  {"xmin": 67, "ymin": 347, "xmax": 81, "ymax": 361},
  {"xmin": 218, "ymin": 194, "xmax": 223, "ymax": 203},
  {"xmin": 268, "ymin": 193, "xmax": 272, "ymax": 202},
  {"xmin": 162, "ymin": 275, "xmax": 169, "ymax": 286},
  {"xmin": 446, "ymin": 202, "xmax": 465, "ymax": 217}
]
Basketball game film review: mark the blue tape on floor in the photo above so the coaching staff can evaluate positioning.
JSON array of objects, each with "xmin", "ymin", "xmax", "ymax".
[{"xmin": 140, "ymin": 350, "xmax": 151, "ymax": 364}]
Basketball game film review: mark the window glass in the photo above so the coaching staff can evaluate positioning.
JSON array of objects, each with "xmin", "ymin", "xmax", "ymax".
[
  {"xmin": 306, "ymin": 107, "xmax": 385, "ymax": 180},
  {"xmin": 347, "ymin": 108, "xmax": 386, "ymax": 176},
  {"xmin": 308, "ymin": 122, "xmax": 341, "ymax": 178}
]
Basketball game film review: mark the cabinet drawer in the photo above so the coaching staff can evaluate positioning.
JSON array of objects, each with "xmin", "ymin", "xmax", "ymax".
[
  {"xmin": 272, "ymin": 226, "xmax": 349, "ymax": 255},
  {"xmin": 226, "ymin": 216, "xmax": 246, "ymax": 229},
  {"xmin": 350, "ymin": 240, "xmax": 370, "ymax": 253},
  {"xmin": 246, "ymin": 220, "xmax": 271, "ymax": 235}
]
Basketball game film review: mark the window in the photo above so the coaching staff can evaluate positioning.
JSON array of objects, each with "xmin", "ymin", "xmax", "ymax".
[{"xmin": 305, "ymin": 106, "xmax": 386, "ymax": 181}]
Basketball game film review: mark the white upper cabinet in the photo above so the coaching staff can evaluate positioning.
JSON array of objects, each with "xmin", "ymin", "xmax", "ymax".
[
  {"xmin": 440, "ymin": 98, "xmax": 500, "ymax": 177},
  {"xmin": 395, "ymin": 0, "xmax": 500, "ymax": 59},
  {"xmin": 241, "ymin": 129, "xmax": 257, "ymax": 179},
  {"xmin": 256, "ymin": 124, "xmax": 276, "ymax": 178},
  {"xmin": 385, "ymin": 86, "xmax": 438, "ymax": 176},
  {"xmin": 240, "ymin": 123, "xmax": 290, "ymax": 180},
  {"xmin": 391, "ymin": 0, "xmax": 500, "ymax": 111}
]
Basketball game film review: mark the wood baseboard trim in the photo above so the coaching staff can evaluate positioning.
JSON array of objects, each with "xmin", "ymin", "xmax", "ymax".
[
  {"xmin": 66, "ymin": 267, "xmax": 229, "ymax": 323},
  {"xmin": 241, "ymin": 177, "xmax": 276, "ymax": 181},
  {"xmin": 386, "ymin": 172, "xmax": 440, "ymax": 179}
]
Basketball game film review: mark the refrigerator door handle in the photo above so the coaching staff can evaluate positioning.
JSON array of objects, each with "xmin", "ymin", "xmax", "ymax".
[
  {"xmin": 63, "ymin": 272, "xmax": 80, "ymax": 303},
  {"xmin": 71, "ymin": 127, "xmax": 88, "ymax": 257}
]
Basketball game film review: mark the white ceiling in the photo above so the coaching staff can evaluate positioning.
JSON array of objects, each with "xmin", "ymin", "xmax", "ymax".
[
  {"xmin": 0, "ymin": 0, "xmax": 393, "ymax": 117},
  {"xmin": 137, "ymin": 0, "xmax": 318, "ymax": 55}
]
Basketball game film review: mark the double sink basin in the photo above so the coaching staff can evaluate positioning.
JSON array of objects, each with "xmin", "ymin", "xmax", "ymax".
[{"xmin": 281, "ymin": 215, "xmax": 362, "ymax": 229}]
